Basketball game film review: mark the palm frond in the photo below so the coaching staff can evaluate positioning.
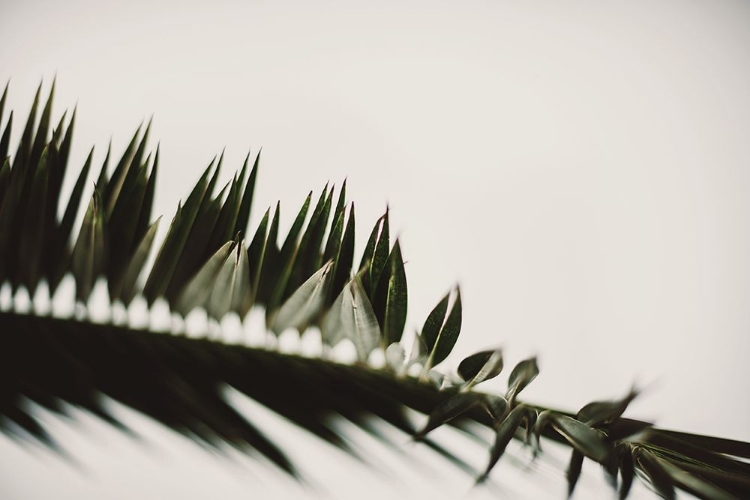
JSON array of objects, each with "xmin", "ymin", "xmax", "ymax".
[{"xmin": 0, "ymin": 82, "xmax": 748, "ymax": 499}]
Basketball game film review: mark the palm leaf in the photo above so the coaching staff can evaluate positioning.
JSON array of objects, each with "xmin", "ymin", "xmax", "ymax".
[{"xmin": 0, "ymin": 82, "xmax": 748, "ymax": 499}]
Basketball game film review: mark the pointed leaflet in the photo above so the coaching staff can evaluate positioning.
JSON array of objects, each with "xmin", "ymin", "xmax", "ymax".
[
  {"xmin": 128, "ymin": 117, "xmax": 152, "ymax": 184},
  {"xmin": 279, "ymin": 192, "xmax": 311, "ymax": 265},
  {"xmin": 71, "ymin": 190, "xmax": 106, "ymax": 302},
  {"xmin": 28, "ymin": 80, "xmax": 54, "ymax": 180},
  {"xmin": 272, "ymin": 261, "xmax": 333, "ymax": 335},
  {"xmin": 357, "ymin": 213, "xmax": 386, "ymax": 295},
  {"xmin": 369, "ymin": 208, "xmax": 389, "ymax": 298},
  {"xmin": 634, "ymin": 448, "xmax": 676, "ymax": 500},
  {"xmin": 422, "ymin": 287, "xmax": 462, "ymax": 369},
  {"xmin": 134, "ymin": 145, "xmax": 157, "ymax": 248},
  {"xmin": 619, "ymin": 446, "xmax": 635, "ymax": 500},
  {"xmin": 414, "ymin": 392, "xmax": 483, "ymax": 440},
  {"xmin": 320, "ymin": 268, "xmax": 380, "ymax": 361},
  {"xmin": 103, "ymin": 123, "xmax": 143, "ymax": 216},
  {"xmin": 107, "ymin": 158, "xmax": 150, "ymax": 291},
  {"xmin": 481, "ymin": 404, "xmax": 536, "ymax": 481},
  {"xmin": 603, "ymin": 449, "xmax": 620, "ymax": 490},
  {"xmin": 567, "ymin": 450, "xmax": 584, "ymax": 498},
  {"xmin": 50, "ymin": 107, "xmax": 75, "ymax": 210},
  {"xmin": 577, "ymin": 387, "xmax": 638, "ymax": 427},
  {"xmin": 458, "ymin": 349, "xmax": 504, "ymax": 388},
  {"xmin": 107, "ymin": 135, "xmax": 151, "ymax": 230},
  {"xmin": 165, "ymin": 181, "xmax": 227, "ymax": 302},
  {"xmin": 254, "ymin": 202, "xmax": 280, "ymax": 305},
  {"xmin": 506, "ymin": 357, "xmax": 539, "ymax": 404},
  {"xmin": 116, "ymin": 218, "xmax": 161, "ymax": 305},
  {"xmin": 16, "ymin": 147, "xmax": 49, "ymax": 293},
  {"xmin": 58, "ymin": 147, "xmax": 93, "ymax": 244},
  {"xmin": 421, "ymin": 292, "xmax": 449, "ymax": 351},
  {"xmin": 207, "ymin": 239, "xmax": 253, "ymax": 320},
  {"xmin": 234, "ymin": 154, "xmax": 250, "ymax": 211},
  {"xmin": 50, "ymin": 111, "xmax": 66, "ymax": 146},
  {"xmin": 57, "ymin": 106, "xmax": 75, "ymax": 158},
  {"xmin": 654, "ymin": 456, "xmax": 735, "ymax": 500},
  {"xmin": 266, "ymin": 192, "xmax": 311, "ymax": 318},
  {"xmin": 95, "ymin": 140, "xmax": 111, "ymax": 193},
  {"xmin": 43, "ymin": 112, "xmax": 70, "ymax": 248},
  {"xmin": 196, "ymin": 153, "xmax": 223, "ymax": 222},
  {"xmin": 328, "ymin": 203, "xmax": 355, "ymax": 306},
  {"xmin": 174, "ymin": 240, "xmax": 235, "ymax": 317},
  {"xmin": 48, "ymin": 147, "xmax": 94, "ymax": 292},
  {"xmin": 107, "ymin": 118, "xmax": 153, "ymax": 218},
  {"xmin": 373, "ymin": 239, "xmax": 408, "ymax": 346},
  {"xmin": 298, "ymin": 185, "xmax": 334, "ymax": 287},
  {"xmin": 233, "ymin": 151, "xmax": 259, "ymax": 237},
  {"xmin": 358, "ymin": 214, "xmax": 381, "ymax": 272},
  {"xmin": 205, "ymin": 173, "xmax": 242, "ymax": 258},
  {"xmin": 0, "ymin": 111, "xmax": 11, "ymax": 162},
  {"xmin": 323, "ymin": 180, "xmax": 346, "ymax": 263},
  {"xmin": 143, "ymin": 160, "xmax": 214, "ymax": 303},
  {"xmin": 247, "ymin": 208, "xmax": 269, "ymax": 292},
  {"xmin": 548, "ymin": 414, "xmax": 613, "ymax": 464},
  {"xmin": 323, "ymin": 204, "xmax": 344, "ymax": 269},
  {"xmin": 285, "ymin": 186, "xmax": 330, "ymax": 296}
]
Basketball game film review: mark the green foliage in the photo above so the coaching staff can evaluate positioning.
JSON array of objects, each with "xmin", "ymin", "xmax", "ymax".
[{"xmin": 1, "ymin": 82, "xmax": 749, "ymax": 500}]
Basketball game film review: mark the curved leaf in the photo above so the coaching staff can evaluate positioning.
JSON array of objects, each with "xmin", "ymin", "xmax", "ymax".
[
  {"xmin": 656, "ymin": 456, "xmax": 736, "ymax": 500},
  {"xmin": 619, "ymin": 445, "xmax": 636, "ymax": 500},
  {"xmin": 369, "ymin": 208, "xmax": 389, "ymax": 297},
  {"xmin": 116, "ymin": 218, "xmax": 161, "ymax": 305},
  {"xmin": 415, "ymin": 391, "xmax": 482, "ymax": 440},
  {"xmin": 551, "ymin": 414, "xmax": 613, "ymax": 465},
  {"xmin": 233, "ymin": 150, "xmax": 259, "ymax": 237},
  {"xmin": 376, "ymin": 239, "xmax": 408, "ymax": 346},
  {"xmin": 635, "ymin": 448, "xmax": 676, "ymax": 500},
  {"xmin": 506, "ymin": 356, "xmax": 539, "ymax": 403},
  {"xmin": 329, "ymin": 203, "xmax": 355, "ymax": 305},
  {"xmin": 458, "ymin": 348, "xmax": 503, "ymax": 388},
  {"xmin": 577, "ymin": 386, "xmax": 638, "ymax": 427},
  {"xmin": 567, "ymin": 450, "xmax": 584, "ymax": 498},
  {"xmin": 421, "ymin": 292, "xmax": 449, "ymax": 354},
  {"xmin": 422, "ymin": 286, "xmax": 462, "ymax": 369},
  {"xmin": 480, "ymin": 403, "xmax": 534, "ymax": 481},
  {"xmin": 71, "ymin": 190, "xmax": 106, "ymax": 301}
]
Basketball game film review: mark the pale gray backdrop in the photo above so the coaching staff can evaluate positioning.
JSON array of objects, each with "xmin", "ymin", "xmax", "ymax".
[{"xmin": 1, "ymin": 0, "xmax": 748, "ymax": 498}]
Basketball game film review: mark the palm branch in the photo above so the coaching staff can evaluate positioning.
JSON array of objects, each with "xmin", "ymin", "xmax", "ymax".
[{"xmin": 1, "ymin": 81, "xmax": 748, "ymax": 500}]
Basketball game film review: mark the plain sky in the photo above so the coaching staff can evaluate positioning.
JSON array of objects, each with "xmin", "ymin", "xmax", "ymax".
[{"xmin": 1, "ymin": 0, "xmax": 749, "ymax": 498}]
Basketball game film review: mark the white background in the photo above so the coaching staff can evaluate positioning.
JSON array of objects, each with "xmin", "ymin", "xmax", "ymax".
[{"xmin": 1, "ymin": 0, "xmax": 749, "ymax": 498}]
